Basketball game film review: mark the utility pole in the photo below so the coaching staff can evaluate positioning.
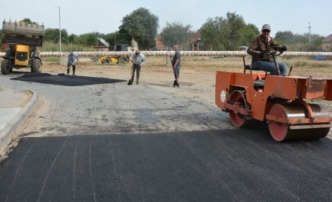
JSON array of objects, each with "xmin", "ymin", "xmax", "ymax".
[
  {"xmin": 308, "ymin": 22, "xmax": 311, "ymax": 44},
  {"xmin": 59, "ymin": 7, "xmax": 62, "ymax": 53}
]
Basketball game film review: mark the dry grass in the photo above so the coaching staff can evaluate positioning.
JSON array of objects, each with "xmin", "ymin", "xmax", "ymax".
[
  {"xmin": 45, "ymin": 55, "xmax": 332, "ymax": 78},
  {"xmin": 139, "ymin": 55, "xmax": 332, "ymax": 78},
  {"xmin": 59, "ymin": 55, "xmax": 332, "ymax": 81}
]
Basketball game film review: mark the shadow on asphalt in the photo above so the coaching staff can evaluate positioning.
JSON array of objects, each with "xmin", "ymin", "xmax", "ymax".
[
  {"xmin": 1, "ymin": 129, "xmax": 332, "ymax": 201},
  {"xmin": 11, "ymin": 73, "xmax": 125, "ymax": 86}
]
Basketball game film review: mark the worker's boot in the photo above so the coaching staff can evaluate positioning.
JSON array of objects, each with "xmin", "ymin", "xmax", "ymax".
[{"xmin": 173, "ymin": 80, "xmax": 176, "ymax": 87}]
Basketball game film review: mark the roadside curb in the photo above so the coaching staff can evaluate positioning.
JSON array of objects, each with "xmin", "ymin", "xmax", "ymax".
[{"xmin": 0, "ymin": 90, "xmax": 38, "ymax": 154}]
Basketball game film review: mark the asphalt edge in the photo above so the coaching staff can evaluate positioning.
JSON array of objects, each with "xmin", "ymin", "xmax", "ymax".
[{"xmin": 0, "ymin": 90, "xmax": 38, "ymax": 154}]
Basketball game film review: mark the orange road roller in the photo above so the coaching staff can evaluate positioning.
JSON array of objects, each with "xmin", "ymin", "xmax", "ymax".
[{"xmin": 215, "ymin": 48, "xmax": 332, "ymax": 141}]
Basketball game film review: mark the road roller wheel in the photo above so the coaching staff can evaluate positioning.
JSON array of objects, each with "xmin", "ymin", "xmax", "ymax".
[
  {"xmin": 268, "ymin": 103, "xmax": 330, "ymax": 142},
  {"xmin": 267, "ymin": 104, "xmax": 290, "ymax": 141},
  {"xmin": 228, "ymin": 91, "xmax": 248, "ymax": 128}
]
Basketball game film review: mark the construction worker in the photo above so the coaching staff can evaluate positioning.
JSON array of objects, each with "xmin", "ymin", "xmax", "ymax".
[
  {"xmin": 67, "ymin": 51, "xmax": 79, "ymax": 75},
  {"xmin": 171, "ymin": 44, "xmax": 181, "ymax": 87},
  {"xmin": 128, "ymin": 50, "xmax": 145, "ymax": 85},
  {"xmin": 247, "ymin": 24, "xmax": 288, "ymax": 76}
]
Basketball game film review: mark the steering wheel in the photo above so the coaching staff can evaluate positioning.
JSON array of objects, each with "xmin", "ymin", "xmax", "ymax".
[
  {"xmin": 268, "ymin": 46, "xmax": 287, "ymax": 75},
  {"xmin": 270, "ymin": 46, "xmax": 287, "ymax": 56}
]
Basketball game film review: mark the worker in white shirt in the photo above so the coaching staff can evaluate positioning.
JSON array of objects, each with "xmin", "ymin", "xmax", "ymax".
[
  {"xmin": 128, "ymin": 49, "xmax": 145, "ymax": 85},
  {"xmin": 67, "ymin": 51, "xmax": 79, "ymax": 75}
]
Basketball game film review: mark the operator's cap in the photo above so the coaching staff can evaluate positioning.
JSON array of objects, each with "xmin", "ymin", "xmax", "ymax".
[
  {"xmin": 135, "ymin": 49, "xmax": 140, "ymax": 54},
  {"xmin": 262, "ymin": 24, "xmax": 271, "ymax": 31}
]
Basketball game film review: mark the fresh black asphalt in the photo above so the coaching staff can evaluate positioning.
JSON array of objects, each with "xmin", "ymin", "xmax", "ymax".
[
  {"xmin": 11, "ymin": 73, "xmax": 125, "ymax": 86},
  {"xmin": 1, "ymin": 129, "xmax": 332, "ymax": 202}
]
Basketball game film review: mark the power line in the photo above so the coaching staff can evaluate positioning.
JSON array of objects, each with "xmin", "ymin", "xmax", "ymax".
[{"xmin": 47, "ymin": 0, "xmax": 82, "ymax": 34}]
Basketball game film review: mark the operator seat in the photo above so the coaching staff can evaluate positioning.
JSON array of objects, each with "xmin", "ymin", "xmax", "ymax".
[
  {"xmin": 242, "ymin": 56, "xmax": 266, "ymax": 88},
  {"xmin": 242, "ymin": 56, "xmax": 263, "ymax": 74}
]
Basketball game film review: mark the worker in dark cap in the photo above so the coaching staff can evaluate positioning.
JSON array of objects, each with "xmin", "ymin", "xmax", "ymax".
[
  {"xmin": 247, "ymin": 24, "xmax": 288, "ymax": 76},
  {"xmin": 128, "ymin": 49, "xmax": 145, "ymax": 85}
]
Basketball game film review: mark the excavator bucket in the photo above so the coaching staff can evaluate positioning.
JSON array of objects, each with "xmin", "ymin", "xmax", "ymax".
[{"xmin": 1, "ymin": 20, "xmax": 44, "ymax": 47}]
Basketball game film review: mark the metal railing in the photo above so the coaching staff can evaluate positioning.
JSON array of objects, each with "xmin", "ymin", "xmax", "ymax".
[{"xmin": 1, "ymin": 51, "xmax": 332, "ymax": 57}]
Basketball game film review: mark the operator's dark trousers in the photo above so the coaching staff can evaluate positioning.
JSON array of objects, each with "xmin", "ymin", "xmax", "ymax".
[
  {"xmin": 130, "ymin": 64, "xmax": 141, "ymax": 83},
  {"xmin": 67, "ymin": 64, "xmax": 76, "ymax": 75}
]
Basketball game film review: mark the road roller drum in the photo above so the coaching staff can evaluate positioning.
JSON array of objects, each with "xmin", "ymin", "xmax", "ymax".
[{"xmin": 267, "ymin": 103, "xmax": 331, "ymax": 141}]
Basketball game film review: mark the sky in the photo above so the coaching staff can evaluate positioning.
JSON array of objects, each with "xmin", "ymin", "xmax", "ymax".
[{"xmin": 0, "ymin": 0, "xmax": 331, "ymax": 38}]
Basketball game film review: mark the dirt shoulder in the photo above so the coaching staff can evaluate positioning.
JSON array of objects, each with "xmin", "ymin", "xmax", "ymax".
[{"xmin": 42, "ymin": 55, "xmax": 332, "ymax": 108}]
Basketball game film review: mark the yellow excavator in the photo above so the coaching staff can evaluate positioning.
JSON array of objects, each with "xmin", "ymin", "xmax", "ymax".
[
  {"xmin": 90, "ymin": 38, "xmax": 131, "ymax": 64},
  {"xmin": 1, "ymin": 20, "xmax": 44, "ymax": 74}
]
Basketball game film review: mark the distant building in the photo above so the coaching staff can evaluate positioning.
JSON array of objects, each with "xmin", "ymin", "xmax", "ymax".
[
  {"xmin": 190, "ymin": 32, "xmax": 204, "ymax": 51},
  {"xmin": 155, "ymin": 31, "xmax": 205, "ymax": 51},
  {"xmin": 155, "ymin": 35, "xmax": 166, "ymax": 50},
  {"xmin": 322, "ymin": 34, "xmax": 332, "ymax": 51},
  {"xmin": 94, "ymin": 38, "xmax": 109, "ymax": 51}
]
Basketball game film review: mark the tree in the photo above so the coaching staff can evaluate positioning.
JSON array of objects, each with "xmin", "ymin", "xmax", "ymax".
[
  {"xmin": 76, "ymin": 32, "xmax": 100, "ymax": 47},
  {"xmin": 222, "ymin": 12, "xmax": 246, "ymax": 50},
  {"xmin": 20, "ymin": 18, "xmax": 32, "ymax": 24},
  {"xmin": 103, "ymin": 32, "xmax": 127, "ymax": 50},
  {"xmin": 275, "ymin": 31, "xmax": 295, "ymax": 44},
  {"xmin": 275, "ymin": 31, "xmax": 324, "ymax": 51},
  {"xmin": 44, "ymin": 28, "xmax": 68, "ymax": 44},
  {"xmin": 68, "ymin": 34, "xmax": 78, "ymax": 44},
  {"xmin": 199, "ymin": 12, "xmax": 246, "ymax": 50},
  {"xmin": 159, "ymin": 22, "xmax": 193, "ymax": 50},
  {"xmin": 199, "ymin": 17, "xmax": 226, "ymax": 50},
  {"xmin": 241, "ymin": 23, "xmax": 259, "ymax": 46},
  {"xmin": 119, "ymin": 7, "xmax": 159, "ymax": 50},
  {"xmin": 20, "ymin": 18, "xmax": 33, "ymax": 24}
]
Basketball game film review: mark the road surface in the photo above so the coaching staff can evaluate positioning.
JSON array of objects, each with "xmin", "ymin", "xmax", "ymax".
[{"xmin": 0, "ymin": 67, "xmax": 332, "ymax": 202}]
